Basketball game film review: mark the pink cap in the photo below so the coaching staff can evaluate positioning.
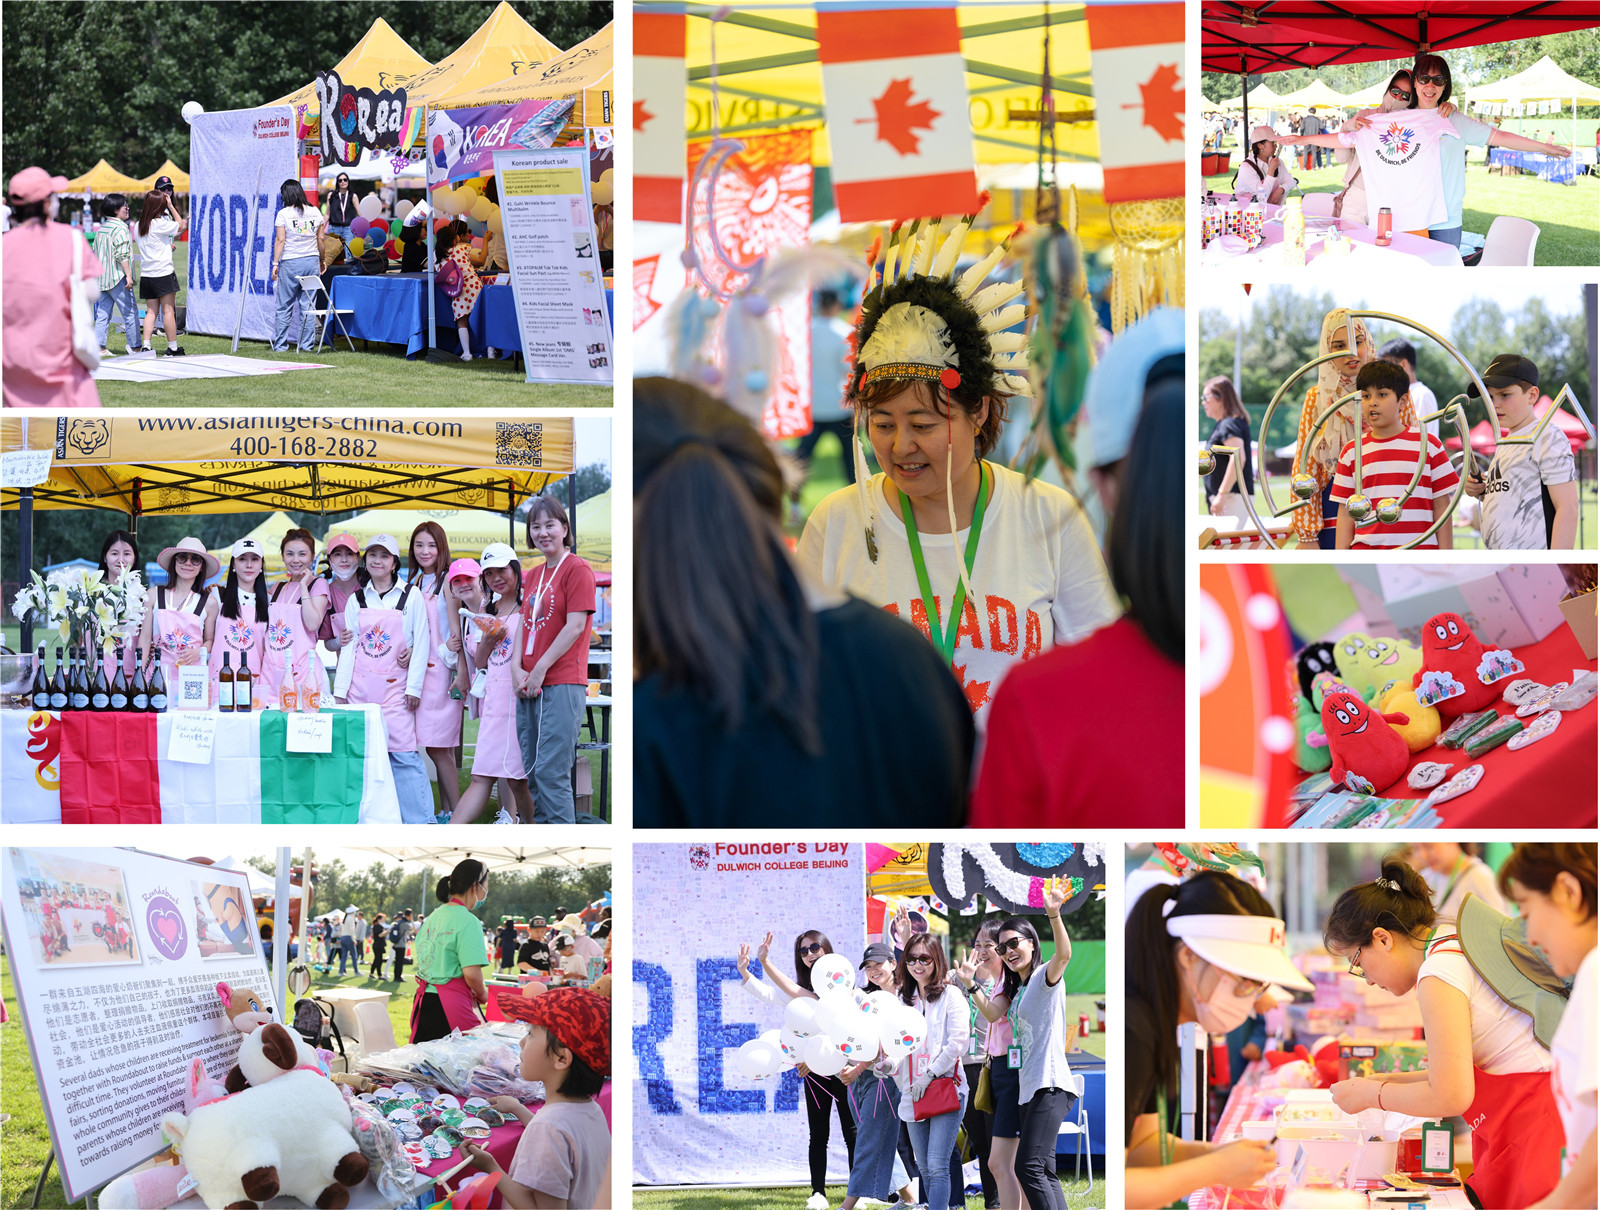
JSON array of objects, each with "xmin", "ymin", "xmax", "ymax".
[
  {"xmin": 325, "ymin": 532, "xmax": 359, "ymax": 555},
  {"xmin": 446, "ymin": 557, "xmax": 482, "ymax": 582},
  {"xmin": 8, "ymin": 167, "xmax": 69, "ymax": 203}
]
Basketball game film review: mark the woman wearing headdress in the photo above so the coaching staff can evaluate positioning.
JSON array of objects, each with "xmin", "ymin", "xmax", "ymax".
[
  {"xmin": 797, "ymin": 213, "xmax": 1118, "ymax": 720},
  {"xmin": 1290, "ymin": 308, "xmax": 1416, "ymax": 548}
]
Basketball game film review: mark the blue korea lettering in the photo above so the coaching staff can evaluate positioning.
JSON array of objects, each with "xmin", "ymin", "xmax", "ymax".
[
  {"xmin": 188, "ymin": 196, "xmax": 203, "ymax": 291},
  {"xmin": 205, "ymin": 195, "xmax": 226, "ymax": 292},
  {"xmin": 698, "ymin": 958, "xmax": 763, "ymax": 1113},
  {"xmin": 632, "ymin": 961, "xmax": 682, "ymax": 1114},
  {"xmin": 251, "ymin": 194, "xmax": 272, "ymax": 295},
  {"xmin": 228, "ymin": 194, "xmax": 248, "ymax": 293}
]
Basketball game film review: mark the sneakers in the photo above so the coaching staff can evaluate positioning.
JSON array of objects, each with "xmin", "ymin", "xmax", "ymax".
[
  {"xmin": 164, "ymin": 345, "xmax": 185, "ymax": 356},
  {"xmin": 487, "ymin": 346, "xmax": 499, "ymax": 361},
  {"xmin": 460, "ymin": 349, "xmax": 473, "ymax": 362},
  {"xmin": 493, "ymin": 807, "xmax": 518, "ymax": 825},
  {"xmin": 805, "ymin": 1195, "xmax": 829, "ymax": 1210}
]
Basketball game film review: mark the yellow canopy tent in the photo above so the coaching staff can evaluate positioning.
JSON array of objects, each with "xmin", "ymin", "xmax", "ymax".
[
  {"xmin": 266, "ymin": 17, "xmax": 434, "ymax": 115},
  {"xmin": 132, "ymin": 159, "xmax": 191, "ymax": 193},
  {"xmin": 64, "ymin": 159, "xmax": 147, "ymax": 195},
  {"xmin": 1216, "ymin": 82, "xmax": 1284, "ymax": 110},
  {"xmin": 0, "ymin": 414, "xmax": 574, "ymax": 518},
  {"xmin": 1271, "ymin": 77, "xmax": 1354, "ymax": 111},
  {"xmin": 437, "ymin": 21, "xmax": 614, "ymax": 128},
  {"xmin": 402, "ymin": 2, "xmax": 564, "ymax": 107},
  {"xmin": 208, "ymin": 511, "xmax": 302, "ymax": 577}
]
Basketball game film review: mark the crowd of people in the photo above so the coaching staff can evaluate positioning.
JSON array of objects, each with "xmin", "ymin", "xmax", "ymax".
[
  {"xmin": 1202, "ymin": 305, "xmax": 1579, "ymax": 550},
  {"xmin": 735, "ymin": 889, "xmax": 1083, "ymax": 1210},
  {"xmin": 14, "ymin": 879, "xmax": 132, "ymax": 961},
  {"xmin": 89, "ymin": 505, "xmax": 599, "ymax": 823}
]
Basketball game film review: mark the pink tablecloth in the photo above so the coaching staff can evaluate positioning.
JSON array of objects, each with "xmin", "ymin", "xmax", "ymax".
[
  {"xmin": 1202, "ymin": 203, "xmax": 1461, "ymax": 271},
  {"xmin": 416, "ymin": 1081, "xmax": 611, "ymax": 1206}
]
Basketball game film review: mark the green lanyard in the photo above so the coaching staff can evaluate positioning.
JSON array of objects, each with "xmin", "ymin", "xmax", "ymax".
[
  {"xmin": 899, "ymin": 461, "xmax": 991, "ymax": 668},
  {"xmin": 1437, "ymin": 856, "xmax": 1469, "ymax": 909}
]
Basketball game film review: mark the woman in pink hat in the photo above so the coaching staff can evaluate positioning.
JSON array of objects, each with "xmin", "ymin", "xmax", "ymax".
[
  {"xmin": 2, "ymin": 166, "xmax": 104, "ymax": 407},
  {"xmin": 138, "ymin": 537, "xmax": 220, "ymax": 689},
  {"xmin": 404, "ymin": 522, "xmax": 464, "ymax": 817},
  {"xmin": 317, "ymin": 533, "xmax": 364, "ymax": 654}
]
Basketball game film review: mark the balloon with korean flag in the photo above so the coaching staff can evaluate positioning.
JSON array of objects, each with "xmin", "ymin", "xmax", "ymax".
[
  {"xmin": 783, "ymin": 997, "xmax": 819, "ymax": 1037},
  {"xmin": 880, "ymin": 1004, "xmax": 925, "ymax": 1061},
  {"xmin": 813, "ymin": 993, "xmax": 859, "ymax": 1043},
  {"xmin": 776, "ymin": 1028, "xmax": 805, "ymax": 1067},
  {"xmin": 734, "ymin": 1039, "xmax": 782, "ymax": 1081},
  {"xmin": 810, "ymin": 953, "xmax": 855, "ymax": 997},
  {"xmin": 800, "ymin": 1033, "xmax": 847, "ymax": 1076}
]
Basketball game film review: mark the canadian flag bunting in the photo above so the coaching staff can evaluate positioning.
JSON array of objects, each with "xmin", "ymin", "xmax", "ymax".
[
  {"xmin": 634, "ymin": 10, "xmax": 687, "ymax": 222},
  {"xmin": 816, "ymin": 3, "xmax": 980, "ymax": 222},
  {"xmin": 1085, "ymin": 3, "xmax": 1184, "ymax": 203}
]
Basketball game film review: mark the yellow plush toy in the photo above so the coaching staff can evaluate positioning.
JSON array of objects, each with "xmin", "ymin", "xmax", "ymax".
[
  {"xmin": 1333, "ymin": 632, "xmax": 1424, "ymax": 702},
  {"xmin": 1378, "ymin": 680, "xmax": 1441, "ymax": 752}
]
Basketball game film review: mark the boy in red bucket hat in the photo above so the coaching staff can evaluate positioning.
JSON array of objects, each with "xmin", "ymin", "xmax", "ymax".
[{"xmin": 463, "ymin": 986, "xmax": 610, "ymax": 1209}]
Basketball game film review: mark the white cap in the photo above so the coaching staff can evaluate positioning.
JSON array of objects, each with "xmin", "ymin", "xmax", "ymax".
[
  {"xmin": 1166, "ymin": 913, "xmax": 1313, "ymax": 991},
  {"xmin": 480, "ymin": 542, "xmax": 517, "ymax": 570},
  {"xmin": 231, "ymin": 537, "xmax": 266, "ymax": 558},
  {"xmin": 1077, "ymin": 307, "xmax": 1185, "ymax": 470},
  {"xmin": 365, "ymin": 533, "xmax": 400, "ymax": 557}
]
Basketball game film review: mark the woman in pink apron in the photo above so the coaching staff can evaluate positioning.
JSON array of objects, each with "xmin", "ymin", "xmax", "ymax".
[
  {"xmin": 332, "ymin": 533, "xmax": 434, "ymax": 823},
  {"xmin": 261, "ymin": 528, "xmax": 331, "ymax": 708},
  {"xmin": 409, "ymin": 860, "xmax": 490, "ymax": 1044},
  {"xmin": 318, "ymin": 532, "xmax": 364, "ymax": 654},
  {"xmin": 96, "ymin": 529, "xmax": 141, "ymax": 682},
  {"xmin": 209, "ymin": 538, "xmax": 270, "ymax": 708},
  {"xmin": 405, "ymin": 522, "xmax": 464, "ymax": 815},
  {"xmin": 449, "ymin": 545, "xmax": 534, "ymax": 824},
  {"xmin": 139, "ymin": 537, "xmax": 218, "ymax": 688},
  {"xmin": 1326, "ymin": 858, "xmax": 1562, "ymax": 1208}
]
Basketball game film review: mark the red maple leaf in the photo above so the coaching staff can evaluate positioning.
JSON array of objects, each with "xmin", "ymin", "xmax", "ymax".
[
  {"xmin": 633, "ymin": 254, "xmax": 662, "ymax": 331},
  {"xmin": 952, "ymin": 661, "xmax": 992, "ymax": 713},
  {"xmin": 1133, "ymin": 63, "xmax": 1184, "ymax": 143},
  {"xmin": 634, "ymin": 99, "xmax": 655, "ymax": 134},
  {"xmin": 859, "ymin": 78, "xmax": 941, "ymax": 156}
]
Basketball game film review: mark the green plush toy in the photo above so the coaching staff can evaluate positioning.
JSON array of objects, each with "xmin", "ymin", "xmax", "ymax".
[
  {"xmin": 1295, "ymin": 694, "xmax": 1332, "ymax": 773},
  {"xmin": 1333, "ymin": 632, "xmax": 1424, "ymax": 702}
]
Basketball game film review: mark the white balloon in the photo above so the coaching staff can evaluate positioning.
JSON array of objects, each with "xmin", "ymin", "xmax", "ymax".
[
  {"xmin": 898, "ymin": 1004, "xmax": 928, "ymax": 1048},
  {"xmin": 814, "ymin": 994, "xmax": 859, "ymax": 1042},
  {"xmin": 784, "ymin": 997, "xmax": 819, "ymax": 1037},
  {"xmin": 759, "ymin": 1028, "xmax": 783, "ymax": 1049},
  {"xmin": 839, "ymin": 1027, "xmax": 876, "ymax": 1061},
  {"xmin": 181, "ymin": 101, "xmax": 205, "ymax": 124},
  {"xmin": 879, "ymin": 1014, "xmax": 917, "ymax": 1062},
  {"xmin": 396, "ymin": 200, "xmax": 414, "ymax": 220},
  {"xmin": 810, "ymin": 954, "xmax": 855, "ymax": 997},
  {"xmin": 357, "ymin": 193, "xmax": 383, "ymax": 220},
  {"xmin": 735, "ymin": 1040, "xmax": 782, "ymax": 1080},
  {"xmin": 777, "ymin": 1029, "xmax": 805, "ymax": 1066},
  {"xmin": 800, "ymin": 1033, "xmax": 846, "ymax": 1076}
]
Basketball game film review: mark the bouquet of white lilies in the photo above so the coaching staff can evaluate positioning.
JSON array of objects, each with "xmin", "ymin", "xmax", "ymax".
[{"xmin": 11, "ymin": 567, "xmax": 146, "ymax": 653}]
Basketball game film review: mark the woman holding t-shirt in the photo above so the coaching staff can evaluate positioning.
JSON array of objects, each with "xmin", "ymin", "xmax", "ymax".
[
  {"xmin": 270, "ymin": 179, "xmax": 327, "ymax": 352},
  {"xmin": 517, "ymin": 496, "xmax": 595, "ymax": 824}
]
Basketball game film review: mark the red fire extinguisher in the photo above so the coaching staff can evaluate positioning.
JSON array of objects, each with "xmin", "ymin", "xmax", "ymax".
[{"xmin": 299, "ymin": 154, "xmax": 321, "ymax": 207}]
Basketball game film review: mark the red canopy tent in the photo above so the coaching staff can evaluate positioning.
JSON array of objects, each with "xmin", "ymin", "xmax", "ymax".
[{"xmin": 1444, "ymin": 398, "xmax": 1592, "ymax": 455}]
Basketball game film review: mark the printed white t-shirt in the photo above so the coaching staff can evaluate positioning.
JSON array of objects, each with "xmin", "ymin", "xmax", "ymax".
[
  {"xmin": 1337, "ymin": 109, "xmax": 1462, "ymax": 232},
  {"xmin": 797, "ymin": 462, "xmax": 1119, "ymax": 721},
  {"xmin": 1480, "ymin": 416, "xmax": 1577, "ymax": 551},
  {"xmin": 136, "ymin": 215, "xmax": 182, "ymax": 277},
  {"xmin": 1418, "ymin": 935, "xmax": 1552, "ymax": 1076},
  {"xmin": 274, "ymin": 205, "xmax": 324, "ymax": 260},
  {"xmin": 1550, "ymin": 947, "xmax": 1597, "ymax": 1177}
]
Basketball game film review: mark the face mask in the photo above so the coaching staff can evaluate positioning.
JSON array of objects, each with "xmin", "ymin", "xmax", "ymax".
[
  {"xmin": 1185, "ymin": 953, "xmax": 1255, "ymax": 1035},
  {"xmin": 331, "ymin": 563, "xmax": 357, "ymax": 581}
]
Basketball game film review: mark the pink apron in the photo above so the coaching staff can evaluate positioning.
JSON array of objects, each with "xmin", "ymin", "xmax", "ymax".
[
  {"xmin": 347, "ymin": 587, "xmax": 417, "ymax": 752},
  {"xmin": 414, "ymin": 581, "xmax": 462, "ymax": 748},
  {"xmin": 262, "ymin": 580, "xmax": 332, "ymax": 707},
  {"xmin": 321, "ymin": 575, "xmax": 360, "ymax": 647},
  {"xmin": 100, "ymin": 629, "xmax": 137, "ymax": 684},
  {"xmin": 152, "ymin": 586, "xmax": 209, "ymax": 686},
  {"xmin": 469, "ymin": 611, "xmax": 526, "ymax": 779},
  {"xmin": 209, "ymin": 604, "xmax": 267, "ymax": 707}
]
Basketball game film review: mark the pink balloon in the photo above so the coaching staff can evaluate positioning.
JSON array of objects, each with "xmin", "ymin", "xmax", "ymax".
[{"xmin": 350, "ymin": 216, "xmax": 371, "ymax": 238}]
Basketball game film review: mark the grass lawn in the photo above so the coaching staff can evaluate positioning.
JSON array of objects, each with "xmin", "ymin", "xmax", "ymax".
[
  {"xmin": 1204, "ymin": 151, "xmax": 1600, "ymax": 266},
  {"xmin": 92, "ymin": 244, "xmax": 611, "ymax": 408}
]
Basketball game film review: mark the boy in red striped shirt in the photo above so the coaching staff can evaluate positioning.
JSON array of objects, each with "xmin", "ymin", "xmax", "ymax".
[{"xmin": 1332, "ymin": 360, "xmax": 1458, "ymax": 549}]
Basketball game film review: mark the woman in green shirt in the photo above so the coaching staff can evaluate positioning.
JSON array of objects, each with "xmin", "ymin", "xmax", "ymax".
[{"xmin": 409, "ymin": 859, "xmax": 492, "ymax": 1043}]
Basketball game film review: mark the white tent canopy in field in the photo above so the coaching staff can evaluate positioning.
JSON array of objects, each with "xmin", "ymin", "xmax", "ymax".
[
  {"xmin": 1271, "ymin": 78, "xmax": 1355, "ymax": 110},
  {"xmin": 1469, "ymin": 55, "xmax": 1600, "ymax": 106}
]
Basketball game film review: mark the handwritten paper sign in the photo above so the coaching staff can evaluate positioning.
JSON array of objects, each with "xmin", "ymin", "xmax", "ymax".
[
  {"xmin": 166, "ymin": 712, "xmax": 217, "ymax": 765},
  {"xmin": 1, "ymin": 449, "xmax": 54, "ymax": 488},
  {"xmin": 285, "ymin": 713, "xmax": 334, "ymax": 754}
]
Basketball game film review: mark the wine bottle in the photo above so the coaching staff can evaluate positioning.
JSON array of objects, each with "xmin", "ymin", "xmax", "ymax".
[
  {"xmin": 148, "ymin": 657, "xmax": 168, "ymax": 713},
  {"xmin": 236, "ymin": 652, "xmax": 253, "ymax": 713},
  {"xmin": 90, "ymin": 650, "xmax": 111, "ymax": 712},
  {"xmin": 109, "ymin": 648, "xmax": 129, "ymax": 711},
  {"xmin": 69, "ymin": 647, "xmax": 90, "ymax": 711},
  {"xmin": 131, "ymin": 649, "xmax": 150, "ymax": 712},
  {"xmin": 218, "ymin": 652, "xmax": 234, "ymax": 712},
  {"xmin": 48, "ymin": 647, "xmax": 68, "ymax": 711},
  {"xmin": 31, "ymin": 644, "xmax": 50, "ymax": 711}
]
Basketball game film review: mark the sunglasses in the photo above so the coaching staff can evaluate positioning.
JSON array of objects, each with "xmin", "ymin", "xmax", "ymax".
[
  {"xmin": 800, "ymin": 942, "xmax": 824, "ymax": 956},
  {"xmin": 996, "ymin": 937, "xmax": 1030, "ymax": 955},
  {"xmin": 1413, "ymin": 73, "xmax": 1446, "ymax": 86},
  {"xmin": 174, "ymin": 553, "xmax": 203, "ymax": 564},
  {"xmin": 905, "ymin": 954, "xmax": 934, "ymax": 966},
  {"xmin": 1388, "ymin": 86, "xmax": 1413, "ymax": 101}
]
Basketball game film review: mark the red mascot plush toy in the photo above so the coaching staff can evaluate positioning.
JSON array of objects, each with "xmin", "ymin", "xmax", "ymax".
[
  {"xmin": 1413, "ymin": 611, "xmax": 1502, "ymax": 718},
  {"xmin": 1321, "ymin": 689, "xmax": 1411, "ymax": 794}
]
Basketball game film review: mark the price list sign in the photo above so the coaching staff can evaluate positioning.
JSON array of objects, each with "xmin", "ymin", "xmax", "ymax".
[
  {"xmin": 493, "ymin": 147, "xmax": 613, "ymax": 386},
  {"xmin": 0, "ymin": 847, "xmax": 273, "ymax": 1203}
]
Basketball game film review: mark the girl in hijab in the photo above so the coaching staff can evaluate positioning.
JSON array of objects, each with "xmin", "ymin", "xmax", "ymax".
[
  {"xmin": 1332, "ymin": 69, "xmax": 1417, "ymax": 225},
  {"xmin": 1290, "ymin": 309, "xmax": 1416, "ymax": 548}
]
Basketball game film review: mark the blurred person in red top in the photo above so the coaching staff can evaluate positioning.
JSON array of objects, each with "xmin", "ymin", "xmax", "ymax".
[
  {"xmin": 2, "ymin": 167, "xmax": 103, "ymax": 408},
  {"xmin": 517, "ymin": 494, "xmax": 596, "ymax": 823},
  {"xmin": 970, "ymin": 312, "xmax": 1183, "ymax": 825}
]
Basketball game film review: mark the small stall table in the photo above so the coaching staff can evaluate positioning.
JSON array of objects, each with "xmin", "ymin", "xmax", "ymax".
[
  {"xmin": 1488, "ymin": 147, "xmax": 1578, "ymax": 184},
  {"xmin": 1202, "ymin": 204, "xmax": 1461, "ymax": 270}
]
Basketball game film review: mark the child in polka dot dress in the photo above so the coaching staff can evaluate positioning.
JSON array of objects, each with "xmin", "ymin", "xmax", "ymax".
[{"xmin": 436, "ymin": 222, "xmax": 488, "ymax": 361}]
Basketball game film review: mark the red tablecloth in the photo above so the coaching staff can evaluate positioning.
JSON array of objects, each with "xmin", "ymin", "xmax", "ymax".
[
  {"xmin": 1379, "ymin": 627, "xmax": 1596, "ymax": 826},
  {"xmin": 416, "ymin": 1081, "xmax": 611, "ymax": 1207}
]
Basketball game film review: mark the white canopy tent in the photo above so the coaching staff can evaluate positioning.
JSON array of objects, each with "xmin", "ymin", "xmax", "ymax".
[
  {"xmin": 1466, "ymin": 55, "xmax": 1600, "ymax": 151},
  {"xmin": 1271, "ymin": 78, "xmax": 1355, "ymax": 111},
  {"xmin": 318, "ymin": 147, "xmax": 428, "ymax": 187}
]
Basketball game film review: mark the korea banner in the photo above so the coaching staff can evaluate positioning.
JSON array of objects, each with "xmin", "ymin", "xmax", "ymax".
[
  {"xmin": 817, "ymin": 3, "xmax": 980, "ymax": 222},
  {"xmin": 1086, "ymin": 2, "xmax": 1184, "ymax": 202},
  {"xmin": 633, "ymin": 843, "xmax": 866, "ymax": 1186},
  {"xmin": 186, "ymin": 107, "xmax": 299, "ymax": 342}
]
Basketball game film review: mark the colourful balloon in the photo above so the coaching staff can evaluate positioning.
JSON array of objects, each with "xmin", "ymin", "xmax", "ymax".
[
  {"xmin": 395, "ymin": 200, "xmax": 414, "ymax": 220},
  {"xmin": 348, "ymin": 237, "xmax": 365, "ymax": 256},
  {"xmin": 470, "ymin": 196, "xmax": 494, "ymax": 222},
  {"xmin": 389, "ymin": 219, "xmax": 403, "ymax": 239},
  {"xmin": 357, "ymin": 193, "xmax": 383, "ymax": 220},
  {"xmin": 349, "ymin": 216, "xmax": 371, "ymax": 238},
  {"xmin": 452, "ymin": 187, "xmax": 478, "ymax": 214},
  {"xmin": 387, "ymin": 239, "xmax": 402, "ymax": 259},
  {"xmin": 487, "ymin": 210, "xmax": 504, "ymax": 236}
]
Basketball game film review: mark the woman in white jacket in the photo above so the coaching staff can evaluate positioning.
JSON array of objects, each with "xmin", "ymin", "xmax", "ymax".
[{"xmin": 894, "ymin": 933, "xmax": 970, "ymax": 1210}]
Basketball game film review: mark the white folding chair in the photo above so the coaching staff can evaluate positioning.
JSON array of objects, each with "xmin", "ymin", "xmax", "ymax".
[
  {"xmin": 1300, "ymin": 192, "xmax": 1336, "ymax": 217},
  {"xmin": 351, "ymin": 997, "xmax": 398, "ymax": 1058},
  {"xmin": 1056, "ymin": 1070, "xmax": 1093, "ymax": 1193},
  {"xmin": 296, "ymin": 274, "xmax": 357, "ymax": 352},
  {"xmin": 1477, "ymin": 216, "xmax": 1540, "ymax": 267}
]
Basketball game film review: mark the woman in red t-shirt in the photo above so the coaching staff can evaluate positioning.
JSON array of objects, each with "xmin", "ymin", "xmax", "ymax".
[{"xmin": 516, "ymin": 496, "xmax": 596, "ymax": 823}]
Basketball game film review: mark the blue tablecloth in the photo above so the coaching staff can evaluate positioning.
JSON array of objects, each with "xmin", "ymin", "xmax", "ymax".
[
  {"xmin": 330, "ymin": 273, "xmax": 613, "ymax": 359},
  {"xmin": 1488, "ymin": 147, "xmax": 1578, "ymax": 184}
]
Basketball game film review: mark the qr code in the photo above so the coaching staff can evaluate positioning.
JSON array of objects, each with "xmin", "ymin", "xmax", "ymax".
[{"xmin": 496, "ymin": 422, "xmax": 544, "ymax": 467}]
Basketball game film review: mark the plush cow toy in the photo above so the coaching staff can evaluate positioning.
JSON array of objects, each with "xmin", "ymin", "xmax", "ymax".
[{"xmin": 1321, "ymin": 689, "xmax": 1411, "ymax": 794}]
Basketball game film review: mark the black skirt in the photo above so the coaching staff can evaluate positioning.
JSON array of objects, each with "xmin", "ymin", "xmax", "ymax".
[{"xmin": 139, "ymin": 272, "xmax": 178, "ymax": 300}]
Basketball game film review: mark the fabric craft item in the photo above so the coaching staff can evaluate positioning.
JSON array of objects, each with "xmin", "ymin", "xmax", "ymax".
[
  {"xmin": 1329, "ymin": 428, "xmax": 1459, "ymax": 548},
  {"xmin": 1336, "ymin": 108, "xmax": 1462, "ymax": 232}
]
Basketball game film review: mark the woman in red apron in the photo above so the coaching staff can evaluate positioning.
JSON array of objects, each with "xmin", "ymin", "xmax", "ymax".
[
  {"xmin": 96, "ymin": 529, "xmax": 141, "ymax": 683},
  {"xmin": 1326, "ymin": 857, "xmax": 1561, "ymax": 1208},
  {"xmin": 139, "ymin": 537, "xmax": 218, "ymax": 688},
  {"xmin": 409, "ymin": 859, "xmax": 491, "ymax": 1043},
  {"xmin": 318, "ymin": 532, "xmax": 364, "ymax": 655},
  {"xmin": 261, "ymin": 528, "xmax": 331, "ymax": 709},
  {"xmin": 210, "ymin": 538, "xmax": 270, "ymax": 708},
  {"xmin": 405, "ymin": 522, "xmax": 464, "ymax": 816}
]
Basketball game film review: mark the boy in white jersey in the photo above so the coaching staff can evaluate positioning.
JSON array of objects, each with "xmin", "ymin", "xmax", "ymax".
[
  {"xmin": 1333, "ymin": 360, "xmax": 1456, "ymax": 549},
  {"xmin": 1462, "ymin": 353, "xmax": 1578, "ymax": 550}
]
